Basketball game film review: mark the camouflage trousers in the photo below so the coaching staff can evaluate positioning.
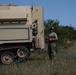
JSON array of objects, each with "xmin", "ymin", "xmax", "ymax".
[{"xmin": 48, "ymin": 42, "xmax": 57, "ymax": 60}]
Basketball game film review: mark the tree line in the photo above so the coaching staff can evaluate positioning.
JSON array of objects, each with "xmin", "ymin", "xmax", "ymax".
[{"xmin": 44, "ymin": 19, "xmax": 76, "ymax": 44}]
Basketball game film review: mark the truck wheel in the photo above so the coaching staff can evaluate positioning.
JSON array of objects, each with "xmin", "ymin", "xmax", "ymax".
[
  {"xmin": 1, "ymin": 52, "xmax": 13, "ymax": 65},
  {"xmin": 17, "ymin": 47, "xmax": 30, "ymax": 58}
]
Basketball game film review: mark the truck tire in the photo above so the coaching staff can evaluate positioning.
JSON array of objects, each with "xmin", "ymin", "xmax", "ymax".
[
  {"xmin": 17, "ymin": 47, "xmax": 31, "ymax": 59},
  {"xmin": 1, "ymin": 52, "xmax": 13, "ymax": 65}
]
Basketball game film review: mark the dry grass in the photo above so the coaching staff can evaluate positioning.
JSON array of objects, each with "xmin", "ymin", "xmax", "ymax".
[{"xmin": 0, "ymin": 43, "xmax": 76, "ymax": 75}]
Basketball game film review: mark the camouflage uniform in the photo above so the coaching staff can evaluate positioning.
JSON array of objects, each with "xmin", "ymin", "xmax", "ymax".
[{"xmin": 48, "ymin": 31, "xmax": 58, "ymax": 60}]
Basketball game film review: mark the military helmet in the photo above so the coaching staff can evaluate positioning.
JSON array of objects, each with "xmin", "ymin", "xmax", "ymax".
[{"xmin": 49, "ymin": 27, "xmax": 55, "ymax": 31}]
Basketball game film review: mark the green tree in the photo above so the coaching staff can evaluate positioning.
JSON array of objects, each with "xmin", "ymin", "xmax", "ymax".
[
  {"xmin": 44, "ymin": 19, "xmax": 76, "ymax": 44},
  {"xmin": 44, "ymin": 19, "xmax": 59, "ymax": 36}
]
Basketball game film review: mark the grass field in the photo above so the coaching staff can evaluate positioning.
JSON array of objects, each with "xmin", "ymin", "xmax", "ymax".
[{"xmin": 0, "ymin": 43, "xmax": 76, "ymax": 75}]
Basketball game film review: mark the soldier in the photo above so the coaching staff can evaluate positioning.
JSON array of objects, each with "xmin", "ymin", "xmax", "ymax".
[{"xmin": 48, "ymin": 27, "xmax": 58, "ymax": 60}]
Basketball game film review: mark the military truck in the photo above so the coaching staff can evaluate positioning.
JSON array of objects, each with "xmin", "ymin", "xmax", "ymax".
[{"xmin": 0, "ymin": 4, "xmax": 44, "ymax": 64}]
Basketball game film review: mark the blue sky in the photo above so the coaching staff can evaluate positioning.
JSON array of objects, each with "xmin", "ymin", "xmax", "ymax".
[{"xmin": 0, "ymin": 0, "xmax": 76, "ymax": 28}]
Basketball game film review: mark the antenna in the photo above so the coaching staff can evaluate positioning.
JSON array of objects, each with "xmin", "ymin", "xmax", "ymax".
[
  {"xmin": 31, "ymin": 0, "xmax": 33, "ymax": 6},
  {"xmin": 31, "ymin": 0, "xmax": 33, "ymax": 11}
]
